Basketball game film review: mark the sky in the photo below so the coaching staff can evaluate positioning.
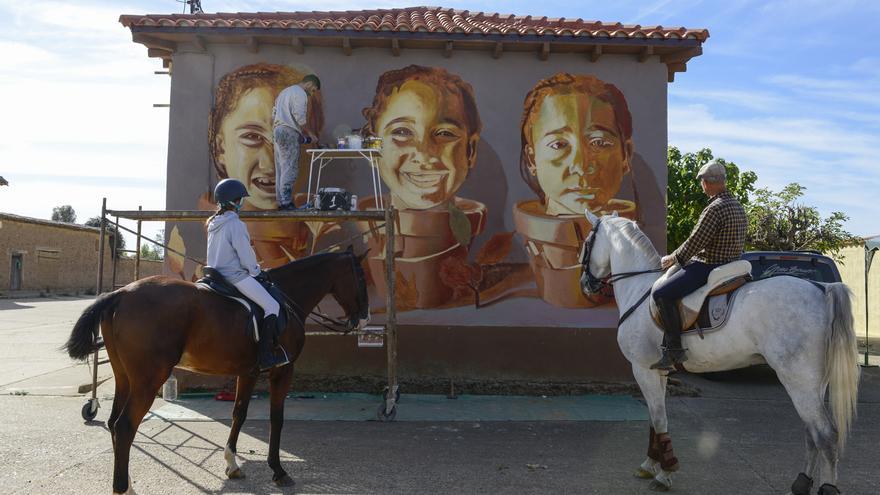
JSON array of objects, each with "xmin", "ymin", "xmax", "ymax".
[{"xmin": 0, "ymin": 0, "xmax": 877, "ymax": 245}]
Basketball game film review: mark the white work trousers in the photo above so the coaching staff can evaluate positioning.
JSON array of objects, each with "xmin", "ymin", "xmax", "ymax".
[{"xmin": 233, "ymin": 276, "xmax": 280, "ymax": 317}]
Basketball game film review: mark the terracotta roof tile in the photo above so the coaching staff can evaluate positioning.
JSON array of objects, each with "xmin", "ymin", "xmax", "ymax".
[{"xmin": 119, "ymin": 6, "xmax": 709, "ymax": 42}]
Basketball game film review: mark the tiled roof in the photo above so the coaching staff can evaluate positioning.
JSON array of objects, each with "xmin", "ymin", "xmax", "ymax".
[{"xmin": 119, "ymin": 6, "xmax": 709, "ymax": 41}]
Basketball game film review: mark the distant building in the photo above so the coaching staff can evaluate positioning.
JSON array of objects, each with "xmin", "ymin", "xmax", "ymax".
[
  {"xmin": 0, "ymin": 212, "xmax": 161, "ymax": 294},
  {"xmin": 836, "ymin": 236, "xmax": 880, "ymax": 349}
]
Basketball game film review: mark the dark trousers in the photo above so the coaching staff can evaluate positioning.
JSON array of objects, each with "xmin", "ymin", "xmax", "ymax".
[
  {"xmin": 653, "ymin": 261, "xmax": 721, "ymax": 302},
  {"xmin": 652, "ymin": 261, "xmax": 721, "ymax": 349}
]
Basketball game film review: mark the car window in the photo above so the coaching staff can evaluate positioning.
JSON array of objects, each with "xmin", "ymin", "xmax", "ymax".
[{"xmin": 748, "ymin": 259, "xmax": 837, "ymax": 283}]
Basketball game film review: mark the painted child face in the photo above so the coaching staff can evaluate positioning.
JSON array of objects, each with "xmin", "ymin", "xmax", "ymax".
[
  {"xmin": 528, "ymin": 93, "xmax": 631, "ymax": 216},
  {"xmin": 375, "ymin": 80, "xmax": 478, "ymax": 210},
  {"xmin": 217, "ymin": 87, "xmax": 277, "ymax": 210}
]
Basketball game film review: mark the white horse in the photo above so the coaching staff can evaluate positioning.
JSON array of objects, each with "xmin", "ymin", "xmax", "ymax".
[{"xmin": 580, "ymin": 211, "xmax": 860, "ymax": 495}]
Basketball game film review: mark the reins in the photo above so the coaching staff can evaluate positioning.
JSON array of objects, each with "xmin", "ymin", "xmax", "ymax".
[
  {"xmin": 580, "ymin": 218, "xmax": 664, "ymax": 326},
  {"xmin": 273, "ymin": 251, "xmax": 366, "ymax": 334}
]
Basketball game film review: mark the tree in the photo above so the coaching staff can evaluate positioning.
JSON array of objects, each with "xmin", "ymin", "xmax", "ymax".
[
  {"xmin": 51, "ymin": 205, "xmax": 77, "ymax": 223},
  {"xmin": 84, "ymin": 217, "xmax": 126, "ymax": 256},
  {"xmin": 666, "ymin": 147, "xmax": 757, "ymax": 252},
  {"xmin": 139, "ymin": 243, "xmax": 162, "ymax": 261},
  {"xmin": 666, "ymin": 147, "xmax": 855, "ymax": 257},
  {"xmin": 153, "ymin": 229, "xmax": 165, "ymax": 259},
  {"xmin": 746, "ymin": 183, "xmax": 857, "ymax": 257}
]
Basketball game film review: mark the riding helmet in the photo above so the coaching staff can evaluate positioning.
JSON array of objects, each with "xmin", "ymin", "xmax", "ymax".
[{"xmin": 214, "ymin": 178, "xmax": 249, "ymax": 205}]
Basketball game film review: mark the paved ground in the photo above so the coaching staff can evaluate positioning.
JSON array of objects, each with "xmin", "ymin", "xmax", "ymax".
[{"xmin": 1, "ymin": 296, "xmax": 879, "ymax": 494}]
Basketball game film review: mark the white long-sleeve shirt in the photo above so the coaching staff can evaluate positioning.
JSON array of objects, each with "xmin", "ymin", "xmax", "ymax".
[
  {"xmin": 206, "ymin": 211, "xmax": 260, "ymax": 284},
  {"xmin": 272, "ymin": 84, "xmax": 308, "ymax": 133}
]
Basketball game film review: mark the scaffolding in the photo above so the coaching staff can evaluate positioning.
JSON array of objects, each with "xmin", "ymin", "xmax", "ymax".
[{"xmin": 82, "ymin": 198, "xmax": 400, "ymax": 421}]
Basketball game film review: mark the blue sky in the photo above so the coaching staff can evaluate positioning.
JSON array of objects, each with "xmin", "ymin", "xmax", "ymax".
[{"xmin": 0, "ymin": 0, "xmax": 877, "ymax": 242}]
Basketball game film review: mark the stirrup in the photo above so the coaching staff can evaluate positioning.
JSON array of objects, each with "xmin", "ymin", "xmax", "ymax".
[
  {"xmin": 259, "ymin": 346, "xmax": 290, "ymax": 372},
  {"xmin": 649, "ymin": 348, "xmax": 688, "ymax": 370}
]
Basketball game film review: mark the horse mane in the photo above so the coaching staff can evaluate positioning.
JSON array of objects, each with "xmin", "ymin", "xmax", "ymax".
[
  {"xmin": 605, "ymin": 216, "xmax": 661, "ymax": 265},
  {"xmin": 270, "ymin": 251, "xmax": 347, "ymax": 276}
]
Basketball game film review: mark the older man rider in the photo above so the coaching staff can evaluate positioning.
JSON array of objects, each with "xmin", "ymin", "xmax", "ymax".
[{"xmin": 651, "ymin": 161, "xmax": 748, "ymax": 370}]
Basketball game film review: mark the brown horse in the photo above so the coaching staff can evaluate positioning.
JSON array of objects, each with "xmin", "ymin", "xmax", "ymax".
[{"xmin": 65, "ymin": 250, "xmax": 369, "ymax": 494}]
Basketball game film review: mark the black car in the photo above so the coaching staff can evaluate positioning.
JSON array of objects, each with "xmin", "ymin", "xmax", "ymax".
[
  {"xmin": 741, "ymin": 250, "xmax": 842, "ymax": 284},
  {"xmin": 698, "ymin": 251, "xmax": 842, "ymax": 381}
]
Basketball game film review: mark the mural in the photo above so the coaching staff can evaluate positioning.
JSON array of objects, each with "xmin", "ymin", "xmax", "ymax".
[
  {"xmin": 513, "ymin": 73, "xmax": 639, "ymax": 308},
  {"xmin": 167, "ymin": 63, "xmax": 329, "ymax": 280},
  {"xmin": 358, "ymin": 65, "xmax": 489, "ymax": 309},
  {"xmin": 169, "ymin": 61, "xmax": 661, "ymax": 324}
]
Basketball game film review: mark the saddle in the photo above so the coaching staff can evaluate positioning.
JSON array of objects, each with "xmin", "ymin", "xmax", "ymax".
[
  {"xmin": 196, "ymin": 267, "xmax": 290, "ymax": 343},
  {"xmin": 649, "ymin": 260, "xmax": 752, "ymax": 335}
]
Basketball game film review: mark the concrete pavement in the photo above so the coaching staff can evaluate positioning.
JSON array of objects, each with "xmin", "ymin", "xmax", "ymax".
[{"xmin": 1, "ymin": 297, "xmax": 879, "ymax": 494}]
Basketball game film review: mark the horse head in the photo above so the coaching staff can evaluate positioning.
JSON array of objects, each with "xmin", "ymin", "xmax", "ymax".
[
  {"xmin": 331, "ymin": 246, "xmax": 370, "ymax": 332},
  {"xmin": 579, "ymin": 209, "xmax": 614, "ymax": 296}
]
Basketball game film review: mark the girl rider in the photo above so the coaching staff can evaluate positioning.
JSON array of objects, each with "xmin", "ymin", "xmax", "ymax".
[{"xmin": 207, "ymin": 178, "xmax": 288, "ymax": 371}]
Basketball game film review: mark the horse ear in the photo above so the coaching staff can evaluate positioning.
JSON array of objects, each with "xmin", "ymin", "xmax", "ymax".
[{"xmin": 584, "ymin": 208, "xmax": 599, "ymax": 226}]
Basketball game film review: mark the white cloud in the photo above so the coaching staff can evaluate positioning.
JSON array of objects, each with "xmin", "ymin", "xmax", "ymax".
[{"xmin": 669, "ymin": 102, "xmax": 878, "ymax": 235}]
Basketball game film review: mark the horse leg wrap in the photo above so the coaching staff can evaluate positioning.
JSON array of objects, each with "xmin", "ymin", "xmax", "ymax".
[
  {"xmin": 790, "ymin": 473, "xmax": 813, "ymax": 495},
  {"xmin": 656, "ymin": 433, "xmax": 679, "ymax": 472},
  {"xmin": 647, "ymin": 427, "xmax": 663, "ymax": 463},
  {"xmin": 817, "ymin": 484, "xmax": 841, "ymax": 495}
]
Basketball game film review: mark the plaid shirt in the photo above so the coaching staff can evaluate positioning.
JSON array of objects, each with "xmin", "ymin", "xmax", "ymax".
[{"xmin": 673, "ymin": 191, "xmax": 747, "ymax": 265}]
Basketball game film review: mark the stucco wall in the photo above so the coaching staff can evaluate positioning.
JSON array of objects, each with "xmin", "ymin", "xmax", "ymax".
[
  {"xmin": 836, "ymin": 244, "xmax": 880, "ymax": 342},
  {"xmin": 163, "ymin": 43, "xmax": 669, "ymax": 325},
  {"xmin": 0, "ymin": 214, "xmax": 163, "ymax": 294},
  {"xmin": 160, "ymin": 42, "xmax": 672, "ymax": 382}
]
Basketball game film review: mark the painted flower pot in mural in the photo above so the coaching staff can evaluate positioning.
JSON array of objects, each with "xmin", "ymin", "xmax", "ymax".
[
  {"xmin": 359, "ymin": 196, "xmax": 486, "ymax": 309},
  {"xmin": 513, "ymin": 198, "xmax": 636, "ymax": 308}
]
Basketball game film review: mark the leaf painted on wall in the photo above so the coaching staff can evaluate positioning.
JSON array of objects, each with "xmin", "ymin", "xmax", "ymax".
[
  {"xmin": 438, "ymin": 256, "xmax": 477, "ymax": 290},
  {"xmin": 475, "ymin": 232, "xmax": 515, "ymax": 266},
  {"xmin": 447, "ymin": 203, "xmax": 472, "ymax": 247},
  {"xmin": 167, "ymin": 225, "xmax": 186, "ymax": 279},
  {"xmin": 394, "ymin": 270, "xmax": 420, "ymax": 309}
]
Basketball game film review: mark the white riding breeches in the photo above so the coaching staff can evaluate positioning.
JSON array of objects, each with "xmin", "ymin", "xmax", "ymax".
[{"xmin": 233, "ymin": 277, "xmax": 280, "ymax": 317}]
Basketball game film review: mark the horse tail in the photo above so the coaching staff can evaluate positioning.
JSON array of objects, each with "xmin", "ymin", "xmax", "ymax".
[
  {"xmin": 824, "ymin": 282, "xmax": 860, "ymax": 453},
  {"xmin": 64, "ymin": 291, "xmax": 122, "ymax": 360}
]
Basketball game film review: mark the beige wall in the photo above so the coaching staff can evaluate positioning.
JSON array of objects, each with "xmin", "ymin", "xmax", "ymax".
[
  {"xmin": 0, "ymin": 214, "xmax": 162, "ymax": 294},
  {"xmin": 836, "ymin": 244, "xmax": 880, "ymax": 341}
]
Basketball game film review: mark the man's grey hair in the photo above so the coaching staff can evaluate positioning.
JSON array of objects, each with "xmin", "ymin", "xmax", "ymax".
[{"xmin": 702, "ymin": 173, "xmax": 726, "ymax": 184}]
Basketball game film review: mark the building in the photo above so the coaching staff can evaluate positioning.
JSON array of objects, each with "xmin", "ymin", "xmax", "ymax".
[
  {"xmin": 120, "ymin": 7, "xmax": 707, "ymax": 383},
  {"xmin": 0, "ymin": 212, "xmax": 162, "ymax": 295},
  {"xmin": 836, "ymin": 237, "xmax": 880, "ymax": 351}
]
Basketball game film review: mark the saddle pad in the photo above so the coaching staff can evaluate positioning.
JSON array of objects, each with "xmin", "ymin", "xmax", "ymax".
[
  {"xmin": 649, "ymin": 289, "xmax": 742, "ymax": 336},
  {"xmin": 195, "ymin": 283, "xmax": 261, "ymax": 342}
]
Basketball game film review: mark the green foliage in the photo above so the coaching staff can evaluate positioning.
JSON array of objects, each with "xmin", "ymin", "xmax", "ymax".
[
  {"xmin": 667, "ymin": 147, "xmax": 856, "ymax": 259},
  {"xmin": 139, "ymin": 243, "xmax": 162, "ymax": 261},
  {"xmin": 666, "ymin": 147, "xmax": 757, "ymax": 252},
  {"xmin": 84, "ymin": 216, "xmax": 126, "ymax": 256},
  {"xmin": 746, "ymin": 183, "xmax": 857, "ymax": 258},
  {"xmin": 51, "ymin": 205, "xmax": 77, "ymax": 223}
]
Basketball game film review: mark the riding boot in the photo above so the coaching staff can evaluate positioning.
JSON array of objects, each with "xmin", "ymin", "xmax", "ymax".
[
  {"xmin": 258, "ymin": 314, "xmax": 289, "ymax": 372},
  {"xmin": 650, "ymin": 298, "xmax": 688, "ymax": 370}
]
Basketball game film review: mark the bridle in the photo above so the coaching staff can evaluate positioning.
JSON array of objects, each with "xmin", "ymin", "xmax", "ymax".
[
  {"xmin": 579, "ymin": 218, "xmax": 664, "ymax": 325},
  {"xmin": 279, "ymin": 251, "xmax": 369, "ymax": 334}
]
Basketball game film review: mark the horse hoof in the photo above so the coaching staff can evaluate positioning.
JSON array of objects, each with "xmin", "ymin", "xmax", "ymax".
[
  {"xmin": 274, "ymin": 474, "xmax": 295, "ymax": 487},
  {"xmin": 634, "ymin": 468, "xmax": 656, "ymax": 479},
  {"xmin": 650, "ymin": 480, "xmax": 671, "ymax": 492},
  {"xmin": 226, "ymin": 468, "xmax": 245, "ymax": 479}
]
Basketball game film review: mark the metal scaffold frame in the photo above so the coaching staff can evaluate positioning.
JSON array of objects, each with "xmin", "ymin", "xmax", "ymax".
[{"xmin": 84, "ymin": 198, "xmax": 400, "ymax": 421}]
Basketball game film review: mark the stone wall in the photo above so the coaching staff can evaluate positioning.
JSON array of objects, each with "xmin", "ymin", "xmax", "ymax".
[{"xmin": 0, "ymin": 213, "xmax": 163, "ymax": 294}]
